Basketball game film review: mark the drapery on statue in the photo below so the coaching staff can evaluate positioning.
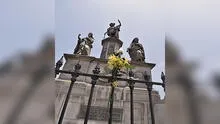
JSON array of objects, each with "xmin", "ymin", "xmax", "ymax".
[
  {"xmin": 73, "ymin": 33, "xmax": 94, "ymax": 55},
  {"xmin": 104, "ymin": 19, "xmax": 121, "ymax": 39},
  {"xmin": 127, "ymin": 37, "xmax": 145, "ymax": 62}
]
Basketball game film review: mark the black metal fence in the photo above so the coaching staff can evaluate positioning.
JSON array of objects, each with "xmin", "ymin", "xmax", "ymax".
[{"xmin": 55, "ymin": 62, "xmax": 166, "ymax": 124}]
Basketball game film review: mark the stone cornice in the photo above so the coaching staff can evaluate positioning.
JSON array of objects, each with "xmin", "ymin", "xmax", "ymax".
[
  {"xmin": 63, "ymin": 53, "xmax": 156, "ymax": 69},
  {"xmin": 101, "ymin": 37, "xmax": 123, "ymax": 47}
]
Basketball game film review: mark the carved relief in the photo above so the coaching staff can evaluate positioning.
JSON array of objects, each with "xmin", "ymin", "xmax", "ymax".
[{"xmin": 77, "ymin": 105, "xmax": 123, "ymax": 122}]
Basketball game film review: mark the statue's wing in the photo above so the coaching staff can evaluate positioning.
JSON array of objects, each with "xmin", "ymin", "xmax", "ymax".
[
  {"xmin": 74, "ymin": 39, "xmax": 81, "ymax": 54},
  {"xmin": 74, "ymin": 34, "xmax": 82, "ymax": 54}
]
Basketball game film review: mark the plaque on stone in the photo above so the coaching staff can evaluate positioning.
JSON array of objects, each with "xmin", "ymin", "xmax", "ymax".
[{"xmin": 77, "ymin": 105, "xmax": 123, "ymax": 122}]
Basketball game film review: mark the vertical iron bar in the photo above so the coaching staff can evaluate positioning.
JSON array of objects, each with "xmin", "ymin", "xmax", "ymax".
[
  {"xmin": 58, "ymin": 63, "xmax": 81, "ymax": 124},
  {"xmin": 84, "ymin": 64, "xmax": 100, "ymax": 124},
  {"xmin": 161, "ymin": 72, "xmax": 166, "ymax": 92},
  {"xmin": 108, "ymin": 68, "xmax": 118, "ymax": 124},
  {"xmin": 108, "ymin": 85, "xmax": 115, "ymax": 124},
  {"xmin": 129, "ymin": 85, "xmax": 134, "ymax": 124},
  {"xmin": 129, "ymin": 70, "xmax": 135, "ymax": 124},
  {"xmin": 55, "ymin": 56, "xmax": 63, "ymax": 78},
  {"xmin": 147, "ymin": 83, "xmax": 155, "ymax": 124},
  {"xmin": 144, "ymin": 72, "xmax": 155, "ymax": 124},
  {"xmin": 84, "ymin": 83, "xmax": 95, "ymax": 124}
]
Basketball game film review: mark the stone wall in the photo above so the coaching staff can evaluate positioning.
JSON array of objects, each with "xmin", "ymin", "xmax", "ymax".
[
  {"xmin": 55, "ymin": 80, "xmax": 162, "ymax": 124},
  {"xmin": 55, "ymin": 54, "xmax": 163, "ymax": 124}
]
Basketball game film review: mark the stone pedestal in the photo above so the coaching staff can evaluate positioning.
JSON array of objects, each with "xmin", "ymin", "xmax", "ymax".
[
  {"xmin": 59, "ymin": 54, "xmax": 155, "ymax": 88},
  {"xmin": 100, "ymin": 37, "xmax": 123, "ymax": 59},
  {"xmin": 55, "ymin": 81, "xmax": 162, "ymax": 124},
  {"xmin": 55, "ymin": 54, "xmax": 164, "ymax": 124}
]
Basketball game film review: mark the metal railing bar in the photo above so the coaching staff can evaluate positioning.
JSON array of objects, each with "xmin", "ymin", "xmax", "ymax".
[{"xmin": 56, "ymin": 70, "xmax": 163, "ymax": 86}]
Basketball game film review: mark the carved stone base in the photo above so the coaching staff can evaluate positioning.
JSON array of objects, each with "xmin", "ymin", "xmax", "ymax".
[
  {"xmin": 55, "ymin": 81, "xmax": 163, "ymax": 124},
  {"xmin": 59, "ymin": 54, "xmax": 155, "ymax": 88},
  {"xmin": 100, "ymin": 37, "xmax": 123, "ymax": 59},
  {"xmin": 56, "ymin": 54, "xmax": 164, "ymax": 124}
]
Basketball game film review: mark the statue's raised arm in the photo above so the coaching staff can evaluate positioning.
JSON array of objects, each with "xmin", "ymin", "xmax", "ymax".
[
  {"xmin": 118, "ymin": 19, "xmax": 121, "ymax": 26},
  {"xmin": 104, "ymin": 31, "xmax": 107, "ymax": 38},
  {"xmin": 78, "ymin": 34, "xmax": 81, "ymax": 40}
]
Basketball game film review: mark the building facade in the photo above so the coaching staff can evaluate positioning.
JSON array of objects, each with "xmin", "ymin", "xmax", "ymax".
[{"xmin": 55, "ymin": 24, "xmax": 164, "ymax": 124}]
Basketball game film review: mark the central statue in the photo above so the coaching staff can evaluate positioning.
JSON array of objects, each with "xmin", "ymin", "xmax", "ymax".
[
  {"xmin": 104, "ymin": 19, "xmax": 121, "ymax": 39},
  {"xmin": 74, "ymin": 33, "xmax": 94, "ymax": 55}
]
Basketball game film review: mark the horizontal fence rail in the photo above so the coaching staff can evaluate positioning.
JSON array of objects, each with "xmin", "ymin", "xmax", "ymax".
[
  {"xmin": 55, "ymin": 63, "xmax": 166, "ymax": 124},
  {"xmin": 56, "ymin": 69, "xmax": 164, "ymax": 86}
]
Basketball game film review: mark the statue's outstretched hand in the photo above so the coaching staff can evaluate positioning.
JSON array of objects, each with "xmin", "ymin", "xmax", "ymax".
[
  {"xmin": 78, "ymin": 34, "xmax": 81, "ymax": 40},
  {"xmin": 118, "ymin": 19, "xmax": 121, "ymax": 26}
]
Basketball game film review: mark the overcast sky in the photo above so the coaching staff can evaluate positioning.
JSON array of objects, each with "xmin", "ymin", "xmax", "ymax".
[
  {"xmin": 166, "ymin": 0, "xmax": 220, "ymax": 97},
  {"xmin": 0, "ymin": 0, "xmax": 54, "ymax": 61},
  {"xmin": 1, "ymin": 0, "xmax": 219, "ymax": 98},
  {"xmin": 166, "ymin": 0, "xmax": 220, "ymax": 79},
  {"xmin": 55, "ymin": 0, "xmax": 165, "ymax": 97},
  {"xmin": 167, "ymin": 1, "xmax": 220, "ymax": 76}
]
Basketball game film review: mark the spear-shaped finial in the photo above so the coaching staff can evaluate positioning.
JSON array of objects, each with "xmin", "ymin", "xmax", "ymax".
[
  {"xmin": 55, "ymin": 56, "xmax": 63, "ymax": 77},
  {"xmin": 161, "ymin": 72, "xmax": 166, "ymax": 91}
]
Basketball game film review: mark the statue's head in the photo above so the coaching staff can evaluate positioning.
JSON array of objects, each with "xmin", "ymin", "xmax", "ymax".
[
  {"xmin": 132, "ymin": 37, "xmax": 139, "ymax": 43},
  {"xmin": 109, "ymin": 23, "xmax": 115, "ymax": 27},
  {"xmin": 88, "ymin": 33, "xmax": 93, "ymax": 38}
]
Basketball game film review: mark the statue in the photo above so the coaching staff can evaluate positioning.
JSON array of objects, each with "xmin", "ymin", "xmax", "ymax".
[
  {"xmin": 127, "ymin": 38, "xmax": 145, "ymax": 62},
  {"xmin": 73, "ymin": 33, "xmax": 94, "ymax": 55},
  {"xmin": 104, "ymin": 19, "xmax": 121, "ymax": 39}
]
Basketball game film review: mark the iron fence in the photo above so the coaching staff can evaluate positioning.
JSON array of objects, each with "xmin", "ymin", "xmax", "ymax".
[{"xmin": 55, "ymin": 60, "xmax": 166, "ymax": 124}]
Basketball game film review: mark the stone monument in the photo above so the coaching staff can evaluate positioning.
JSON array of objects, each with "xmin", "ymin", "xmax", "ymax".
[
  {"xmin": 100, "ymin": 20, "xmax": 123, "ymax": 59},
  {"xmin": 55, "ymin": 21, "xmax": 164, "ymax": 124},
  {"xmin": 74, "ymin": 33, "xmax": 94, "ymax": 56},
  {"xmin": 127, "ymin": 37, "xmax": 146, "ymax": 63}
]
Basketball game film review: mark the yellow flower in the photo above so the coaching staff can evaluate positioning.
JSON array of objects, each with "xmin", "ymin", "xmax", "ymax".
[
  {"xmin": 107, "ymin": 53, "xmax": 132, "ymax": 70},
  {"xmin": 124, "ymin": 59, "xmax": 129, "ymax": 64},
  {"xmin": 112, "ymin": 81, "xmax": 118, "ymax": 87}
]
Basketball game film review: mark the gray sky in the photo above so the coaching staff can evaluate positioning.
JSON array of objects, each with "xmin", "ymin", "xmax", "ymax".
[
  {"xmin": 56, "ymin": 0, "xmax": 165, "ymax": 97},
  {"xmin": 166, "ymin": 0, "xmax": 220, "ymax": 80},
  {"xmin": 2, "ymin": 0, "xmax": 219, "ymax": 98},
  {"xmin": 0, "ymin": 0, "xmax": 54, "ymax": 61}
]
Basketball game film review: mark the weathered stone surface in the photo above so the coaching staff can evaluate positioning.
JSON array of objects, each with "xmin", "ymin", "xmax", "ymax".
[
  {"xmin": 77, "ymin": 105, "xmax": 123, "ymax": 122},
  {"xmin": 127, "ymin": 37, "xmax": 146, "ymax": 63},
  {"xmin": 155, "ymin": 104, "xmax": 165, "ymax": 124},
  {"xmin": 104, "ymin": 20, "xmax": 121, "ymax": 39},
  {"xmin": 74, "ymin": 33, "xmax": 94, "ymax": 56},
  {"xmin": 100, "ymin": 37, "xmax": 123, "ymax": 59},
  {"xmin": 56, "ymin": 54, "xmax": 163, "ymax": 124},
  {"xmin": 55, "ymin": 80, "xmax": 162, "ymax": 124},
  {"xmin": 59, "ymin": 54, "xmax": 155, "ymax": 88}
]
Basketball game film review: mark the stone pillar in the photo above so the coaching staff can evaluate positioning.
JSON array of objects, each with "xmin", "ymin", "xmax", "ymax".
[{"xmin": 100, "ymin": 37, "xmax": 123, "ymax": 59}]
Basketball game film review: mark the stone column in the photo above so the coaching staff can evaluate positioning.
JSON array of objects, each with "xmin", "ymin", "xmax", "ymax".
[{"xmin": 100, "ymin": 37, "xmax": 123, "ymax": 59}]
